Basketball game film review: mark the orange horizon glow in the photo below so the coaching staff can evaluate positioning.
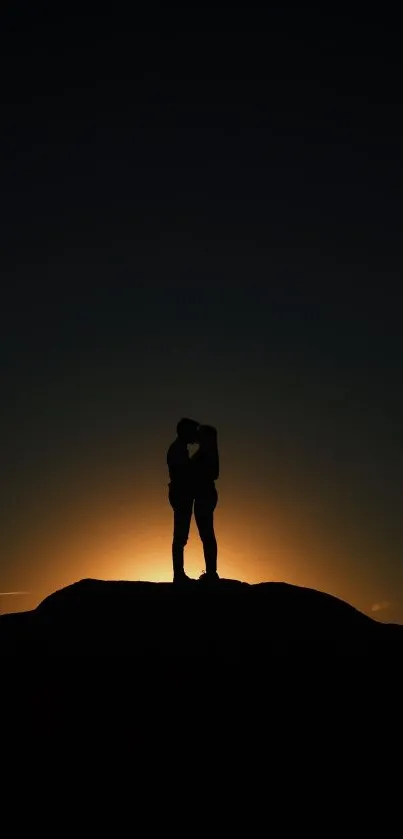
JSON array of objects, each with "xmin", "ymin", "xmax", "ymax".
[
  {"xmin": 0, "ymin": 484, "xmax": 399, "ymax": 624},
  {"xmin": 0, "ymin": 540, "xmax": 371, "ymax": 621}
]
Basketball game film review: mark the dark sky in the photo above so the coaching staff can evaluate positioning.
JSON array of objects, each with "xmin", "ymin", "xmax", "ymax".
[{"xmin": 1, "ymin": 3, "xmax": 402, "ymax": 620}]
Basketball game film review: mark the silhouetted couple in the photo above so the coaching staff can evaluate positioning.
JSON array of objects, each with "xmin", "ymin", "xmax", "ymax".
[{"xmin": 167, "ymin": 418, "xmax": 219, "ymax": 584}]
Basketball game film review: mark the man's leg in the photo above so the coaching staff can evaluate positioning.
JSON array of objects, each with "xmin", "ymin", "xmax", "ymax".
[
  {"xmin": 194, "ymin": 499, "xmax": 218, "ymax": 576},
  {"xmin": 172, "ymin": 499, "xmax": 193, "ymax": 581}
]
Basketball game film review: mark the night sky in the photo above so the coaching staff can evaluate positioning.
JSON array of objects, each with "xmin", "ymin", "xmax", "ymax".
[{"xmin": 1, "ymin": 3, "xmax": 402, "ymax": 621}]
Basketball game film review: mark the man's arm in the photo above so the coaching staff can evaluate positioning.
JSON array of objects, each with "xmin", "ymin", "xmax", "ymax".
[{"xmin": 167, "ymin": 440, "xmax": 190, "ymax": 484}]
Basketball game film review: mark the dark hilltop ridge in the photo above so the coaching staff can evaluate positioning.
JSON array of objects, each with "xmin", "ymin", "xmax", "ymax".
[{"xmin": 1, "ymin": 577, "xmax": 401, "ymax": 655}]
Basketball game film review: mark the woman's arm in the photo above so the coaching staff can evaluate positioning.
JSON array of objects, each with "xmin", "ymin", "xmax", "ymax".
[{"xmin": 198, "ymin": 425, "xmax": 219, "ymax": 481}]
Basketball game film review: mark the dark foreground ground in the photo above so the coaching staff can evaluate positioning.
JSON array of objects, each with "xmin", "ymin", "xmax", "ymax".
[
  {"xmin": 1, "ymin": 577, "xmax": 401, "ymax": 655},
  {"xmin": 1, "ymin": 579, "xmax": 400, "ymax": 739}
]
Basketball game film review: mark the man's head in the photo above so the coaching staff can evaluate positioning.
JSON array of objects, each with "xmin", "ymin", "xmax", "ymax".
[{"xmin": 176, "ymin": 417, "xmax": 200, "ymax": 444}]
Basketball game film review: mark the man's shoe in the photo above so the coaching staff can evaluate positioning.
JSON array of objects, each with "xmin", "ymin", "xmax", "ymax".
[{"xmin": 173, "ymin": 572, "xmax": 193, "ymax": 585}]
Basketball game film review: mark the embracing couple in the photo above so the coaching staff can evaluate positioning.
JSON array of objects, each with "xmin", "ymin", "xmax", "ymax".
[{"xmin": 167, "ymin": 418, "xmax": 219, "ymax": 584}]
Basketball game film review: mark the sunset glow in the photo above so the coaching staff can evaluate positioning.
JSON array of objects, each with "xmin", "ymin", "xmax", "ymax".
[
  {"xmin": 1, "ymin": 479, "xmax": 371, "ymax": 621},
  {"xmin": 0, "ymin": 484, "xmax": 396, "ymax": 623}
]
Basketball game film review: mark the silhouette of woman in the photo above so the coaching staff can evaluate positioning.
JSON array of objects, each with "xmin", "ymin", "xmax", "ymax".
[{"xmin": 191, "ymin": 424, "xmax": 219, "ymax": 582}]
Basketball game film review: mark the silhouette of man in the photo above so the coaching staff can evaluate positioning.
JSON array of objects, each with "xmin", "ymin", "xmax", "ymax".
[
  {"xmin": 167, "ymin": 418, "xmax": 220, "ymax": 584},
  {"xmin": 167, "ymin": 418, "xmax": 200, "ymax": 584}
]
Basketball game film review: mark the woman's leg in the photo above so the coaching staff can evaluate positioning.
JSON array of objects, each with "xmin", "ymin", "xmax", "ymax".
[{"xmin": 194, "ymin": 492, "xmax": 218, "ymax": 575}]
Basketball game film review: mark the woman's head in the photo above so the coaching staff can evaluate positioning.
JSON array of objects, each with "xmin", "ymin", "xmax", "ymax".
[{"xmin": 198, "ymin": 424, "xmax": 217, "ymax": 448}]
